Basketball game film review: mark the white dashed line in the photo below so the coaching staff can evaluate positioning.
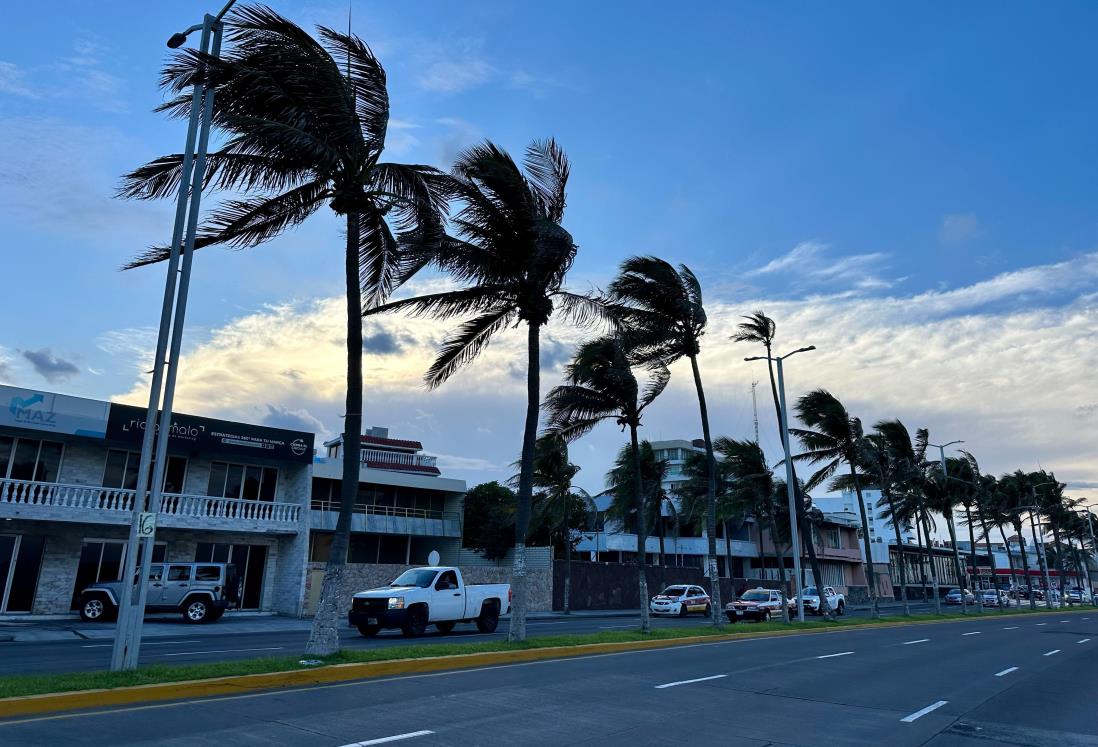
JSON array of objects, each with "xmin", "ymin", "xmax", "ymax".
[
  {"xmin": 903, "ymin": 639, "xmax": 930, "ymax": 645},
  {"xmin": 655, "ymin": 674, "xmax": 727, "ymax": 689},
  {"xmin": 901, "ymin": 700, "xmax": 948, "ymax": 723},
  {"xmin": 995, "ymin": 667, "xmax": 1019, "ymax": 677},
  {"xmin": 816, "ymin": 651, "xmax": 854, "ymax": 659},
  {"xmin": 1002, "ymin": 626, "xmax": 1020, "ymax": 630},
  {"xmin": 1043, "ymin": 649, "xmax": 1061, "ymax": 656},
  {"xmin": 1036, "ymin": 623, "xmax": 1047, "ymax": 626},
  {"xmin": 81, "ymin": 640, "xmax": 202, "ymax": 649},
  {"xmin": 1078, "ymin": 639, "xmax": 1091, "ymax": 644},
  {"xmin": 1061, "ymin": 620, "xmax": 1070, "ymax": 623},
  {"xmin": 962, "ymin": 631, "xmax": 981, "ymax": 636},
  {"xmin": 161, "ymin": 647, "xmax": 284, "ymax": 657},
  {"xmin": 339, "ymin": 731, "xmax": 435, "ymax": 746}
]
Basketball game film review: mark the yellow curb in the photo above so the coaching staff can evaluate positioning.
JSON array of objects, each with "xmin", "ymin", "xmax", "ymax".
[{"xmin": 0, "ymin": 607, "xmax": 1090, "ymax": 720}]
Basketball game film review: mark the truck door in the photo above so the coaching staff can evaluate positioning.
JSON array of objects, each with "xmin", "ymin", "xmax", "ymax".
[{"xmin": 432, "ymin": 569, "xmax": 464, "ymax": 622}]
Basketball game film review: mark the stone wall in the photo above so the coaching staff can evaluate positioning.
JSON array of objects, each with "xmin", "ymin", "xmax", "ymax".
[{"xmin": 303, "ymin": 562, "xmax": 552, "ymax": 616}]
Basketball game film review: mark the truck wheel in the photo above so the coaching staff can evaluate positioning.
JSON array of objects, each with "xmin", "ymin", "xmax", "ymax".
[
  {"xmin": 79, "ymin": 594, "xmax": 114, "ymax": 622},
  {"xmin": 475, "ymin": 604, "xmax": 499, "ymax": 633},
  {"xmin": 836, "ymin": 601, "xmax": 845, "ymax": 616},
  {"xmin": 357, "ymin": 624, "xmax": 380, "ymax": 637},
  {"xmin": 183, "ymin": 598, "xmax": 212, "ymax": 624},
  {"xmin": 435, "ymin": 621, "xmax": 456, "ymax": 634},
  {"xmin": 401, "ymin": 607, "xmax": 427, "ymax": 637}
]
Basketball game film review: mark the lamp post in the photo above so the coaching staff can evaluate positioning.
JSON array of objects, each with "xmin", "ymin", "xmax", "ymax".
[
  {"xmin": 929, "ymin": 440, "xmax": 969, "ymax": 614},
  {"xmin": 745, "ymin": 345, "xmax": 815, "ymax": 623},
  {"xmin": 110, "ymin": 0, "xmax": 237, "ymax": 673}
]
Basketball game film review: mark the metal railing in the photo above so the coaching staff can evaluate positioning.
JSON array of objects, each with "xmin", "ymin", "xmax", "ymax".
[
  {"xmin": 0, "ymin": 478, "xmax": 301, "ymax": 524},
  {"xmin": 309, "ymin": 497, "xmax": 457, "ymax": 524},
  {"xmin": 360, "ymin": 448, "xmax": 437, "ymax": 468}
]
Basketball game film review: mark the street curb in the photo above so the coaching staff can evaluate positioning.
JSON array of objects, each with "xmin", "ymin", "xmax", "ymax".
[{"xmin": 0, "ymin": 607, "xmax": 1091, "ymax": 720}]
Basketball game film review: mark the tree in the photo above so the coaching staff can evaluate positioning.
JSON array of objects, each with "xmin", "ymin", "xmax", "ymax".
[
  {"xmin": 790, "ymin": 389, "xmax": 880, "ymax": 618},
  {"xmin": 365, "ymin": 139, "xmax": 599, "ymax": 642},
  {"xmin": 462, "ymin": 482, "xmax": 517, "ymax": 562},
  {"xmin": 731, "ymin": 312, "xmax": 833, "ymax": 619},
  {"xmin": 606, "ymin": 257, "xmax": 723, "ymax": 623},
  {"xmin": 997, "ymin": 471, "xmax": 1039, "ymax": 610},
  {"xmin": 118, "ymin": 6, "xmax": 446, "ymax": 656},
  {"xmin": 958, "ymin": 452, "xmax": 1002, "ymax": 611},
  {"xmin": 922, "ymin": 456, "xmax": 973, "ymax": 615},
  {"xmin": 544, "ymin": 335, "xmax": 670, "ymax": 633},
  {"xmin": 605, "ymin": 441, "xmax": 670, "ymax": 567}
]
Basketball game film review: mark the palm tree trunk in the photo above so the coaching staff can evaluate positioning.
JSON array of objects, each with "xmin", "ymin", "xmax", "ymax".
[
  {"xmin": 965, "ymin": 507, "xmax": 983, "ymax": 614},
  {"xmin": 1029, "ymin": 519, "xmax": 1052, "ymax": 610},
  {"xmin": 723, "ymin": 518, "xmax": 735, "ymax": 595},
  {"xmin": 922, "ymin": 511, "xmax": 942, "ymax": 614},
  {"xmin": 688, "ymin": 355, "xmax": 722, "ymax": 624},
  {"xmin": 944, "ymin": 514, "xmax": 967, "ymax": 615},
  {"xmin": 762, "ymin": 354, "xmax": 832, "ymax": 619},
  {"xmin": 916, "ymin": 518, "xmax": 928, "ymax": 601},
  {"xmin": 508, "ymin": 322, "xmax": 541, "ymax": 642},
  {"xmin": 884, "ymin": 489, "xmax": 910, "ymax": 615},
  {"xmin": 1015, "ymin": 520, "xmax": 1036, "ymax": 610},
  {"xmin": 998, "ymin": 524, "xmax": 1018, "ymax": 601},
  {"xmin": 1051, "ymin": 522, "xmax": 1066, "ymax": 600},
  {"xmin": 768, "ymin": 524, "xmax": 790, "ymax": 623},
  {"xmin": 306, "ymin": 211, "xmax": 363, "ymax": 656},
  {"xmin": 848, "ymin": 464, "xmax": 880, "ymax": 618},
  {"xmin": 975, "ymin": 503, "xmax": 1000, "ymax": 610},
  {"xmin": 630, "ymin": 424, "xmax": 651, "ymax": 633},
  {"xmin": 561, "ymin": 489, "xmax": 572, "ymax": 615},
  {"xmin": 657, "ymin": 505, "xmax": 666, "ymax": 569}
]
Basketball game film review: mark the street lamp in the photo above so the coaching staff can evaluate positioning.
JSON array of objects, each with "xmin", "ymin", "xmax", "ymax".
[
  {"xmin": 745, "ymin": 345, "xmax": 815, "ymax": 622},
  {"xmin": 110, "ymin": 0, "xmax": 238, "ymax": 673},
  {"xmin": 928, "ymin": 440, "xmax": 971, "ymax": 613}
]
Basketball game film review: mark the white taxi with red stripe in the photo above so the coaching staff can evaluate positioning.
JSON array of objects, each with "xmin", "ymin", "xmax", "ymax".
[{"xmin": 649, "ymin": 585, "xmax": 711, "ymax": 617}]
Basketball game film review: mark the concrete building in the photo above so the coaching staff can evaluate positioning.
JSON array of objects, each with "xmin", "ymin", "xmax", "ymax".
[
  {"xmin": 0, "ymin": 384, "xmax": 314, "ymax": 617},
  {"xmin": 815, "ymin": 487, "xmax": 915, "ymax": 546}
]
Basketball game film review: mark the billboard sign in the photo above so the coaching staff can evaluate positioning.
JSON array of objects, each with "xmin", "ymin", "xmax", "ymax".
[
  {"xmin": 0, "ymin": 385, "xmax": 111, "ymax": 438},
  {"xmin": 105, "ymin": 403, "xmax": 315, "ymax": 464}
]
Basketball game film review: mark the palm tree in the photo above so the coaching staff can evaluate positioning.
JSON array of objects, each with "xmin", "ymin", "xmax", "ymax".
[
  {"xmin": 790, "ymin": 389, "xmax": 880, "ymax": 618},
  {"xmin": 606, "ymin": 257, "xmax": 723, "ymax": 621},
  {"xmin": 958, "ymin": 452, "xmax": 1002, "ymax": 610},
  {"xmin": 605, "ymin": 441, "xmax": 670, "ymax": 568},
  {"xmin": 544, "ymin": 335, "xmax": 670, "ymax": 633},
  {"xmin": 678, "ymin": 447, "xmax": 744, "ymax": 596},
  {"xmin": 118, "ymin": 6, "xmax": 446, "ymax": 656},
  {"xmin": 981, "ymin": 476, "xmax": 1021, "ymax": 598},
  {"xmin": 922, "ymin": 457, "xmax": 973, "ymax": 615},
  {"xmin": 1033, "ymin": 473, "xmax": 1076, "ymax": 599},
  {"xmin": 731, "ymin": 312, "xmax": 833, "ymax": 619},
  {"xmin": 998, "ymin": 471, "xmax": 1039, "ymax": 610},
  {"xmin": 366, "ymin": 139, "xmax": 599, "ymax": 642}
]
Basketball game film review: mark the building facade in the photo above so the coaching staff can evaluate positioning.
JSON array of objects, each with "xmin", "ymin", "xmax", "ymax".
[
  {"xmin": 816, "ymin": 488, "xmax": 915, "ymax": 546},
  {"xmin": 0, "ymin": 384, "xmax": 314, "ymax": 617}
]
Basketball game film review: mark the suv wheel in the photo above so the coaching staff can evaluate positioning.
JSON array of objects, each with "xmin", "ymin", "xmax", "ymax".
[
  {"xmin": 836, "ymin": 601, "xmax": 845, "ymax": 616},
  {"xmin": 80, "ymin": 595, "xmax": 113, "ymax": 622},
  {"xmin": 183, "ymin": 598, "xmax": 212, "ymax": 624}
]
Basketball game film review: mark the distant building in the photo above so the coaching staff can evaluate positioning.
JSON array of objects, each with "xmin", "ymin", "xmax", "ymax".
[{"xmin": 814, "ymin": 487, "xmax": 915, "ymax": 546}]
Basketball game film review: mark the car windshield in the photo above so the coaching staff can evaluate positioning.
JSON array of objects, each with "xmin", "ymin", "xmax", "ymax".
[
  {"xmin": 801, "ymin": 587, "xmax": 818, "ymax": 596},
  {"xmin": 946, "ymin": 589, "xmax": 960, "ymax": 595},
  {"xmin": 391, "ymin": 569, "xmax": 438, "ymax": 588},
  {"xmin": 661, "ymin": 587, "xmax": 688, "ymax": 597},
  {"xmin": 742, "ymin": 590, "xmax": 770, "ymax": 601}
]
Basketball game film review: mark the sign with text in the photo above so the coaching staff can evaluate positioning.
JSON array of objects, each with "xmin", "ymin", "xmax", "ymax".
[
  {"xmin": 0, "ymin": 385, "xmax": 110, "ymax": 438},
  {"xmin": 137, "ymin": 512, "xmax": 157, "ymax": 537},
  {"xmin": 106, "ymin": 404, "xmax": 315, "ymax": 464}
]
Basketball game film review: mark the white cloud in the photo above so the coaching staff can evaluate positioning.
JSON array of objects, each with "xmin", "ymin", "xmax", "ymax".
[
  {"xmin": 0, "ymin": 38, "xmax": 127, "ymax": 112},
  {"xmin": 0, "ymin": 61, "xmax": 36, "ymax": 97},
  {"xmin": 941, "ymin": 212, "xmax": 983, "ymax": 244},
  {"xmin": 417, "ymin": 59, "xmax": 495, "ymax": 93},
  {"xmin": 747, "ymin": 241, "xmax": 894, "ymax": 293}
]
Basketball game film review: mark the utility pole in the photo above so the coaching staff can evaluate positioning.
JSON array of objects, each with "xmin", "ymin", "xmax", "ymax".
[
  {"xmin": 111, "ymin": 0, "xmax": 237, "ymax": 673},
  {"xmin": 751, "ymin": 380, "xmax": 759, "ymax": 443}
]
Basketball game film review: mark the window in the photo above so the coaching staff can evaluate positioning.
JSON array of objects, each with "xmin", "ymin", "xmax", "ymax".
[
  {"xmin": 102, "ymin": 450, "xmax": 187, "ymax": 493},
  {"xmin": 435, "ymin": 570, "xmax": 458, "ymax": 590},
  {"xmin": 167, "ymin": 565, "xmax": 191, "ymax": 582},
  {"xmin": 1, "ymin": 437, "xmax": 64, "ymax": 482},
  {"xmin": 207, "ymin": 462, "xmax": 278, "ymax": 501},
  {"xmin": 149, "ymin": 565, "xmax": 164, "ymax": 582},
  {"xmin": 195, "ymin": 566, "xmax": 221, "ymax": 581}
]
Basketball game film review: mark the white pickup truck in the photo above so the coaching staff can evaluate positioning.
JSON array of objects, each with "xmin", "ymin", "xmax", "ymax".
[
  {"xmin": 788, "ymin": 585, "xmax": 845, "ymax": 616},
  {"xmin": 348, "ymin": 566, "xmax": 511, "ymax": 638}
]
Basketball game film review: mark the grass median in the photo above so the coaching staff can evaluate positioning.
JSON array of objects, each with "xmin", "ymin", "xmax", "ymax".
[{"xmin": 0, "ymin": 605, "xmax": 1089, "ymax": 701}]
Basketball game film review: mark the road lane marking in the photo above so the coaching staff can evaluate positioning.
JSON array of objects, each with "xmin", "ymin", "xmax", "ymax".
[
  {"xmin": 903, "ymin": 639, "xmax": 930, "ymax": 645},
  {"xmin": 161, "ymin": 647, "xmax": 284, "ymax": 657},
  {"xmin": 995, "ymin": 667, "xmax": 1018, "ymax": 677},
  {"xmin": 1061, "ymin": 620, "xmax": 1070, "ymax": 623},
  {"xmin": 340, "ymin": 731, "xmax": 435, "ymax": 746},
  {"xmin": 1043, "ymin": 649, "xmax": 1060, "ymax": 656},
  {"xmin": 816, "ymin": 651, "xmax": 854, "ymax": 659},
  {"xmin": 901, "ymin": 700, "xmax": 948, "ymax": 723},
  {"xmin": 962, "ymin": 632, "xmax": 981, "ymax": 636},
  {"xmin": 1078, "ymin": 639, "xmax": 1091, "ymax": 644},
  {"xmin": 81, "ymin": 640, "xmax": 203, "ymax": 649},
  {"xmin": 1002, "ymin": 626, "xmax": 1020, "ymax": 630},
  {"xmin": 655, "ymin": 674, "xmax": 727, "ymax": 689},
  {"xmin": 1035, "ymin": 623, "xmax": 1047, "ymax": 626}
]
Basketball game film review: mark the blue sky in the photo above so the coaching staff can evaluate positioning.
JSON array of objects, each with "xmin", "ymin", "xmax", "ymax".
[{"xmin": 2, "ymin": 2, "xmax": 1097, "ymax": 502}]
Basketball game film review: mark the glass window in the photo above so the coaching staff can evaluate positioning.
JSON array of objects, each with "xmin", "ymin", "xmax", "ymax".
[
  {"xmin": 9, "ymin": 440, "xmax": 42, "ymax": 481},
  {"xmin": 348, "ymin": 535, "xmax": 378, "ymax": 563},
  {"xmin": 167, "ymin": 565, "xmax": 191, "ymax": 582},
  {"xmin": 208, "ymin": 462, "xmax": 275, "ymax": 501},
  {"xmin": 148, "ymin": 565, "xmax": 164, "ymax": 582},
  {"xmin": 33, "ymin": 441, "xmax": 63, "ymax": 482},
  {"xmin": 224, "ymin": 464, "xmax": 243, "ymax": 499},
  {"xmin": 241, "ymin": 466, "xmax": 261, "ymax": 501},
  {"xmin": 310, "ymin": 533, "xmax": 333, "ymax": 562},
  {"xmin": 207, "ymin": 462, "xmax": 227, "ymax": 497},
  {"xmin": 0, "ymin": 436, "xmax": 11, "ymax": 477},
  {"xmin": 5, "ymin": 535, "xmax": 45, "ymax": 613},
  {"xmin": 103, "ymin": 450, "xmax": 128, "ymax": 488},
  {"xmin": 195, "ymin": 565, "xmax": 221, "ymax": 581},
  {"xmin": 260, "ymin": 468, "xmax": 278, "ymax": 501},
  {"xmin": 163, "ymin": 456, "xmax": 187, "ymax": 494},
  {"xmin": 435, "ymin": 570, "xmax": 458, "ymax": 590}
]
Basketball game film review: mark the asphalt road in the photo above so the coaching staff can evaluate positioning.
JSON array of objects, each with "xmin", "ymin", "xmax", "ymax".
[
  {"xmin": 1, "ymin": 608, "xmax": 1094, "ymax": 746},
  {"xmin": 0, "ymin": 601, "xmax": 988, "ymax": 676}
]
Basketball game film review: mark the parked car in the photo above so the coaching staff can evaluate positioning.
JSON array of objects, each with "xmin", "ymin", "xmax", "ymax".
[
  {"xmin": 1065, "ymin": 587, "xmax": 1093, "ymax": 604},
  {"xmin": 788, "ymin": 586, "xmax": 845, "ymax": 616},
  {"xmin": 944, "ymin": 588, "xmax": 976, "ymax": 606},
  {"xmin": 348, "ymin": 566, "xmax": 510, "ymax": 638},
  {"xmin": 78, "ymin": 562, "xmax": 240, "ymax": 624},
  {"xmin": 650, "ymin": 585, "xmax": 711, "ymax": 617},
  {"xmin": 725, "ymin": 587, "xmax": 784, "ymax": 623},
  {"xmin": 981, "ymin": 589, "xmax": 1009, "ymax": 607}
]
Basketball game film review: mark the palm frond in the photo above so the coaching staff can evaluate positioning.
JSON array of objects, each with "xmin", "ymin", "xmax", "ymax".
[
  {"xmin": 522, "ymin": 138, "xmax": 570, "ymax": 222},
  {"xmin": 425, "ymin": 308, "xmax": 516, "ymax": 388}
]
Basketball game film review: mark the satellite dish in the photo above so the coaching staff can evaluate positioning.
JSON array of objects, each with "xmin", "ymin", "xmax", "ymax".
[{"xmin": 428, "ymin": 550, "xmax": 441, "ymax": 566}]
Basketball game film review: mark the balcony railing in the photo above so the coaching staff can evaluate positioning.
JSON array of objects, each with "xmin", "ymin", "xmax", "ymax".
[
  {"xmin": 0, "ymin": 478, "xmax": 301, "ymax": 526},
  {"xmin": 360, "ymin": 448, "xmax": 437, "ymax": 469},
  {"xmin": 309, "ymin": 497, "xmax": 456, "ymax": 523}
]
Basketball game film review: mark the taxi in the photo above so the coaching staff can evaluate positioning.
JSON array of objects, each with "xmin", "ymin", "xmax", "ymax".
[{"xmin": 649, "ymin": 585, "xmax": 712, "ymax": 617}]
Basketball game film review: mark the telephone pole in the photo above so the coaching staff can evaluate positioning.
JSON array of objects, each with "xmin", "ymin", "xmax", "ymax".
[{"xmin": 751, "ymin": 380, "xmax": 759, "ymax": 443}]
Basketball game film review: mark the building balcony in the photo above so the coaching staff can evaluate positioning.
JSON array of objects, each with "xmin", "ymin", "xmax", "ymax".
[
  {"xmin": 309, "ymin": 499, "xmax": 462, "ymax": 537},
  {"xmin": 816, "ymin": 546, "xmax": 863, "ymax": 562},
  {"xmin": 359, "ymin": 448, "xmax": 440, "ymax": 475},
  {"xmin": 0, "ymin": 478, "xmax": 302, "ymax": 534}
]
